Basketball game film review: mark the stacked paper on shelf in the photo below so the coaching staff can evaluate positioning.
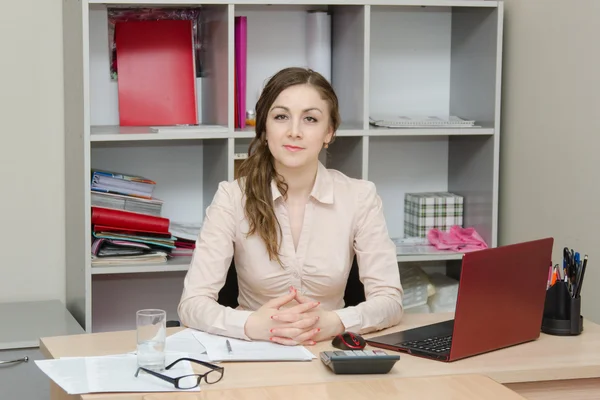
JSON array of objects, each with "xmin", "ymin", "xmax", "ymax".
[
  {"xmin": 91, "ymin": 191, "xmax": 163, "ymax": 217},
  {"xmin": 369, "ymin": 115, "xmax": 477, "ymax": 128},
  {"xmin": 427, "ymin": 273, "xmax": 459, "ymax": 313},
  {"xmin": 169, "ymin": 221, "xmax": 201, "ymax": 257},
  {"xmin": 91, "ymin": 207, "xmax": 175, "ymax": 266},
  {"xmin": 398, "ymin": 263, "xmax": 434, "ymax": 310},
  {"xmin": 91, "ymin": 170, "xmax": 156, "ymax": 199}
]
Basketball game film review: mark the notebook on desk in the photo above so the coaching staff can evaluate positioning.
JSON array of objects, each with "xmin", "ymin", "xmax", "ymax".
[{"xmin": 367, "ymin": 238, "xmax": 554, "ymax": 362}]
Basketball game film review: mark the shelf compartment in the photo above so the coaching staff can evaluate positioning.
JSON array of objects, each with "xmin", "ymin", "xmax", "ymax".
[
  {"xmin": 91, "ymin": 271, "xmax": 186, "ymax": 332},
  {"xmin": 368, "ymin": 5, "xmax": 501, "ymax": 131},
  {"xmin": 234, "ymin": 4, "xmax": 367, "ymax": 130},
  {"xmin": 88, "ymin": 4, "xmax": 228, "ymax": 130},
  {"xmin": 90, "ymin": 139, "xmax": 227, "ymax": 227}
]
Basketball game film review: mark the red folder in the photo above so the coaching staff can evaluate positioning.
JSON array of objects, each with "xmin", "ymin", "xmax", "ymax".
[
  {"xmin": 93, "ymin": 225, "xmax": 172, "ymax": 239},
  {"xmin": 91, "ymin": 207, "xmax": 170, "ymax": 233},
  {"xmin": 115, "ymin": 19, "xmax": 197, "ymax": 126}
]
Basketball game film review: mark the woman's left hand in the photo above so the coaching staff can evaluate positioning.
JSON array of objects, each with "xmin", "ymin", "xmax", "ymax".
[{"xmin": 269, "ymin": 291, "xmax": 345, "ymax": 345}]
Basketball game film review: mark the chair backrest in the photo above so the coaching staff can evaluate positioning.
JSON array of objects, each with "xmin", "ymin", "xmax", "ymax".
[{"xmin": 217, "ymin": 257, "xmax": 366, "ymax": 308}]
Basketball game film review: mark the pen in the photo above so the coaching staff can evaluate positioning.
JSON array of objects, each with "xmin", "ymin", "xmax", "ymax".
[
  {"xmin": 226, "ymin": 339, "xmax": 233, "ymax": 354},
  {"xmin": 574, "ymin": 255, "xmax": 588, "ymax": 299}
]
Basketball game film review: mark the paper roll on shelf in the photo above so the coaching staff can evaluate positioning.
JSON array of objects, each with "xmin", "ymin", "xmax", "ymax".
[{"xmin": 306, "ymin": 11, "xmax": 332, "ymax": 82}]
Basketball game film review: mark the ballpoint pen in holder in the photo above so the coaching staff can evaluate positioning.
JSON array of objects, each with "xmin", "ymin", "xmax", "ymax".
[{"xmin": 542, "ymin": 251, "xmax": 588, "ymax": 336}]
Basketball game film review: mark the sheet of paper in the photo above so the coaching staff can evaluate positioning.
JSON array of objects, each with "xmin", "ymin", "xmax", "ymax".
[
  {"xmin": 35, "ymin": 353, "xmax": 199, "ymax": 394},
  {"xmin": 165, "ymin": 329, "xmax": 210, "ymax": 362},
  {"xmin": 392, "ymin": 237, "xmax": 459, "ymax": 255},
  {"xmin": 192, "ymin": 331, "xmax": 315, "ymax": 362}
]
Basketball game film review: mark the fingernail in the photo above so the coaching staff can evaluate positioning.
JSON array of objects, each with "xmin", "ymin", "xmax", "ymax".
[
  {"xmin": 289, "ymin": 286, "xmax": 295, "ymax": 292},
  {"xmin": 317, "ymin": 328, "xmax": 321, "ymax": 332},
  {"xmin": 311, "ymin": 341, "xmax": 316, "ymax": 345},
  {"xmin": 269, "ymin": 329, "xmax": 274, "ymax": 333},
  {"xmin": 272, "ymin": 315, "xmax": 278, "ymax": 320},
  {"xmin": 269, "ymin": 337, "xmax": 274, "ymax": 341}
]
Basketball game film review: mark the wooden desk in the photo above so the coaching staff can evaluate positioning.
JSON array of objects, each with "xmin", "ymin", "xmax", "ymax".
[
  {"xmin": 41, "ymin": 313, "xmax": 600, "ymax": 400},
  {"xmin": 140, "ymin": 374, "xmax": 526, "ymax": 400}
]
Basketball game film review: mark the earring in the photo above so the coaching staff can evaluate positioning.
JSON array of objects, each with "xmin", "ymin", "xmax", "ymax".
[{"xmin": 324, "ymin": 142, "xmax": 329, "ymax": 149}]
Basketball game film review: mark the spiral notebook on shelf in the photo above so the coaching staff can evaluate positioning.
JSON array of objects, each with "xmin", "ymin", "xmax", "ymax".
[{"xmin": 369, "ymin": 115, "xmax": 477, "ymax": 128}]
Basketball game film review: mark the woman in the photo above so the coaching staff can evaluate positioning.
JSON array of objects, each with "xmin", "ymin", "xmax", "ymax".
[{"xmin": 178, "ymin": 67, "xmax": 403, "ymax": 346}]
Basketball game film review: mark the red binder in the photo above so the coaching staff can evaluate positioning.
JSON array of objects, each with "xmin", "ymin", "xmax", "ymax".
[
  {"xmin": 91, "ymin": 207, "xmax": 170, "ymax": 233},
  {"xmin": 115, "ymin": 20, "xmax": 197, "ymax": 126}
]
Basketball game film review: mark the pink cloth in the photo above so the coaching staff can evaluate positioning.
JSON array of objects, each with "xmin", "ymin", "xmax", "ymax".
[{"xmin": 427, "ymin": 225, "xmax": 488, "ymax": 252}]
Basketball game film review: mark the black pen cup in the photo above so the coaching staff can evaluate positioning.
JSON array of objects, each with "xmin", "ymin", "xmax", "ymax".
[{"xmin": 541, "ymin": 281, "xmax": 583, "ymax": 336}]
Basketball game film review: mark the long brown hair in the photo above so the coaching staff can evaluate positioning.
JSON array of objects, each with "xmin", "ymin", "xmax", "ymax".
[{"xmin": 236, "ymin": 67, "xmax": 341, "ymax": 264}]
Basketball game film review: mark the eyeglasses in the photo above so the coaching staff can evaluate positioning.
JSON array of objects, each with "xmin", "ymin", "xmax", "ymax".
[{"xmin": 135, "ymin": 357, "xmax": 224, "ymax": 390}]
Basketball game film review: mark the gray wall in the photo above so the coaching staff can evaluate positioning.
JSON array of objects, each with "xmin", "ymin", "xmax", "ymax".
[{"xmin": 499, "ymin": 0, "xmax": 600, "ymax": 323}]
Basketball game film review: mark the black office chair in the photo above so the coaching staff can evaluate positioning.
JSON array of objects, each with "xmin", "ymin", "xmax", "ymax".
[{"xmin": 217, "ymin": 257, "xmax": 366, "ymax": 308}]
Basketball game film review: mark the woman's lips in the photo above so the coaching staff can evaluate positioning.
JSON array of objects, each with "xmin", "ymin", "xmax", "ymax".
[{"xmin": 284, "ymin": 145, "xmax": 304, "ymax": 152}]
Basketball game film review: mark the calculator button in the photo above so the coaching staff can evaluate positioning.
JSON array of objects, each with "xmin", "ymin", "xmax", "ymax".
[
  {"xmin": 363, "ymin": 350, "xmax": 375, "ymax": 355},
  {"xmin": 334, "ymin": 351, "xmax": 346, "ymax": 356},
  {"xmin": 354, "ymin": 350, "xmax": 366, "ymax": 356},
  {"xmin": 373, "ymin": 350, "xmax": 387, "ymax": 355},
  {"xmin": 344, "ymin": 351, "xmax": 357, "ymax": 356}
]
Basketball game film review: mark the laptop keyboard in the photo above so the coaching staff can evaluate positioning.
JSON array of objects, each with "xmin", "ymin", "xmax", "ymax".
[{"xmin": 399, "ymin": 335, "xmax": 453, "ymax": 354}]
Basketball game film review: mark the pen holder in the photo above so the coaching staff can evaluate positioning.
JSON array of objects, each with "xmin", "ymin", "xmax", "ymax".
[{"xmin": 541, "ymin": 281, "xmax": 583, "ymax": 336}]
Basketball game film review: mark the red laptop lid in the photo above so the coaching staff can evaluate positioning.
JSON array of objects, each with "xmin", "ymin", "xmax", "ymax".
[{"xmin": 449, "ymin": 238, "xmax": 554, "ymax": 361}]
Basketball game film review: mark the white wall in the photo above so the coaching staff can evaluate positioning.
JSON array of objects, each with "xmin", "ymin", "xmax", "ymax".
[
  {"xmin": 500, "ymin": 0, "xmax": 600, "ymax": 323},
  {"xmin": 0, "ymin": 0, "xmax": 65, "ymax": 303}
]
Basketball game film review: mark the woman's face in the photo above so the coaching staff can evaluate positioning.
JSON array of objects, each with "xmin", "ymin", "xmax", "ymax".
[{"xmin": 265, "ymin": 84, "xmax": 333, "ymax": 171}]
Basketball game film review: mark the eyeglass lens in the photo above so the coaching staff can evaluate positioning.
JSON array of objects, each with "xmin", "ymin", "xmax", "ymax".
[
  {"xmin": 177, "ymin": 375, "xmax": 201, "ymax": 389},
  {"xmin": 204, "ymin": 368, "xmax": 224, "ymax": 384}
]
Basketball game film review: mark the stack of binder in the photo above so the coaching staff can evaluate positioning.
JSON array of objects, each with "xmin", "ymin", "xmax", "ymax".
[{"xmin": 90, "ymin": 170, "xmax": 176, "ymax": 266}]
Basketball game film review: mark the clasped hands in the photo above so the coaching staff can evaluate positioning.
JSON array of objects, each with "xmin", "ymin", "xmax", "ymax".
[{"xmin": 244, "ymin": 286, "xmax": 344, "ymax": 345}]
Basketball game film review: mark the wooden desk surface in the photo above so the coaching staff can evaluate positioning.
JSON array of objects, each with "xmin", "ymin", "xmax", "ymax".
[
  {"xmin": 139, "ymin": 374, "xmax": 526, "ymax": 400},
  {"xmin": 40, "ymin": 313, "xmax": 600, "ymax": 400}
]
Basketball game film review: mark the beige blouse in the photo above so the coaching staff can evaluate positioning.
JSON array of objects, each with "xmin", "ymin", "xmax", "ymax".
[{"xmin": 178, "ymin": 162, "xmax": 404, "ymax": 340}]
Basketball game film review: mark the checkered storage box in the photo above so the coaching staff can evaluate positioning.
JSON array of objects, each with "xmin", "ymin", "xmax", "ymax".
[{"xmin": 404, "ymin": 192, "xmax": 464, "ymax": 238}]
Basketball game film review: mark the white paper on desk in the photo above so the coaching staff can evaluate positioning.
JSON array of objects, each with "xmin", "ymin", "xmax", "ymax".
[
  {"xmin": 165, "ymin": 329, "xmax": 211, "ymax": 362},
  {"xmin": 192, "ymin": 331, "xmax": 315, "ymax": 362},
  {"xmin": 35, "ymin": 353, "xmax": 200, "ymax": 394}
]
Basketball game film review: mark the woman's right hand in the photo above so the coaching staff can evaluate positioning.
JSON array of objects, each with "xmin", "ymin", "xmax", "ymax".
[{"xmin": 244, "ymin": 288, "xmax": 321, "ymax": 344}]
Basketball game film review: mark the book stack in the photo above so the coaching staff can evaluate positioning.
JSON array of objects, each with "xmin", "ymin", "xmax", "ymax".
[
  {"xmin": 169, "ymin": 222, "xmax": 202, "ymax": 257},
  {"xmin": 90, "ymin": 170, "xmax": 177, "ymax": 266}
]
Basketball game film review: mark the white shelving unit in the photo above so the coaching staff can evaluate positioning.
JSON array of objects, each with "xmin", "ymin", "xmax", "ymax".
[{"xmin": 63, "ymin": 0, "xmax": 504, "ymax": 332}]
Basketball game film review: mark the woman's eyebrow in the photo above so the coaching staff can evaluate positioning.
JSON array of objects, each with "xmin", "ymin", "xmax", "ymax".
[{"xmin": 270, "ymin": 106, "xmax": 323, "ymax": 114}]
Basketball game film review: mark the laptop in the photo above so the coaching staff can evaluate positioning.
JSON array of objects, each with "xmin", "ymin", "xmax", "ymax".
[{"xmin": 367, "ymin": 237, "xmax": 554, "ymax": 362}]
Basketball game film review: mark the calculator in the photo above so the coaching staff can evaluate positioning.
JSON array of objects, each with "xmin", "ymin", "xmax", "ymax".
[{"xmin": 320, "ymin": 349, "xmax": 400, "ymax": 374}]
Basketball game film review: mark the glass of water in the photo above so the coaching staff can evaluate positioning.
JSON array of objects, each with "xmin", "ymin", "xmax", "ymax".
[{"xmin": 136, "ymin": 309, "xmax": 166, "ymax": 371}]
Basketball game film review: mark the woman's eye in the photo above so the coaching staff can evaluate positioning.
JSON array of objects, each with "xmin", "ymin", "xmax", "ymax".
[
  {"xmin": 274, "ymin": 114, "xmax": 287, "ymax": 120},
  {"xmin": 305, "ymin": 116, "xmax": 317, "ymax": 123}
]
